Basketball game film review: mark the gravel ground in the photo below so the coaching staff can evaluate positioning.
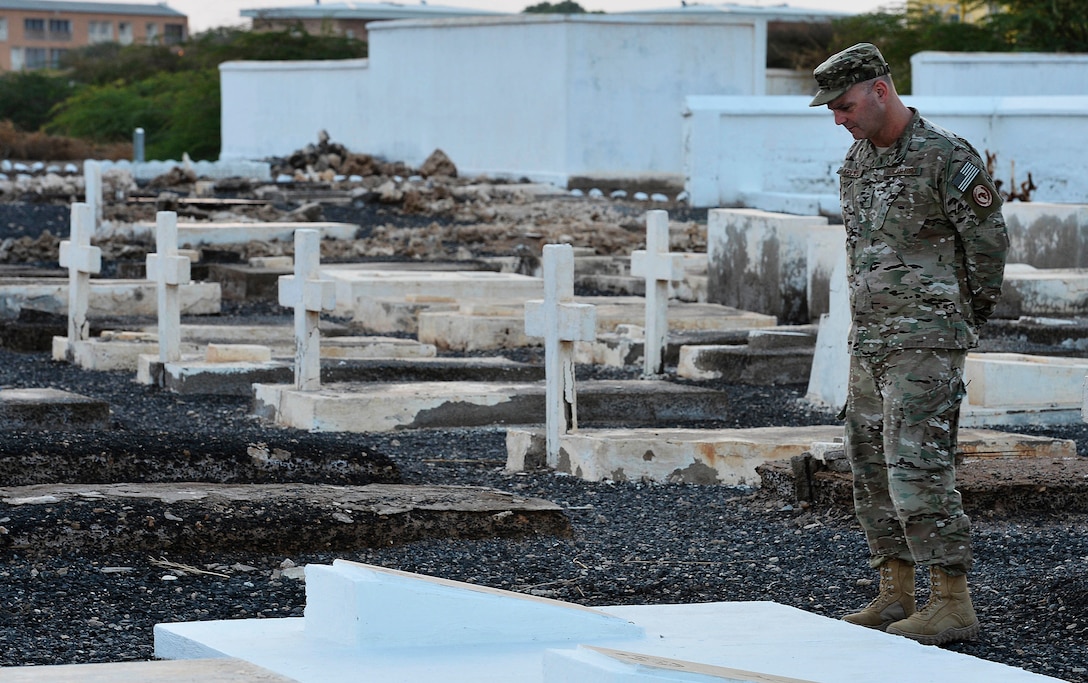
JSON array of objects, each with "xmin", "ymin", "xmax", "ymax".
[
  {"xmin": 0, "ymin": 191, "xmax": 1087, "ymax": 681},
  {"xmin": 1, "ymin": 340, "xmax": 1087, "ymax": 681}
]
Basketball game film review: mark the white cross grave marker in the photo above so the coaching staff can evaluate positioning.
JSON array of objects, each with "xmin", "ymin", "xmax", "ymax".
[
  {"xmin": 525, "ymin": 244, "xmax": 596, "ymax": 467},
  {"xmin": 630, "ymin": 210, "xmax": 684, "ymax": 376},
  {"xmin": 145, "ymin": 211, "xmax": 190, "ymax": 363},
  {"xmin": 58, "ymin": 202, "xmax": 101, "ymax": 351},
  {"xmin": 84, "ymin": 160, "xmax": 102, "ymax": 231},
  {"xmin": 278, "ymin": 229, "xmax": 336, "ymax": 390}
]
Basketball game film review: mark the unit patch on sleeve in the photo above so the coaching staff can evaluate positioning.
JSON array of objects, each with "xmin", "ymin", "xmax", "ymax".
[{"xmin": 951, "ymin": 161, "xmax": 1001, "ymax": 220}]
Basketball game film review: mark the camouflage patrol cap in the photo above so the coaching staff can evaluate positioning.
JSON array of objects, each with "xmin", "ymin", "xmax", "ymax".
[{"xmin": 809, "ymin": 42, "xmax": 891, "ymax": 107}]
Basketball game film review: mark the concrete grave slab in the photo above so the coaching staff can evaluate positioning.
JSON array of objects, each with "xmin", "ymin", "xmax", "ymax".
[
  {"xmin": 252, "ymin": 380, "xmax": 729, "ymax": 432},
  {"xmin": 0, "ymin": 279, "xmax": 220, "ymax": 319},
  {"xmin": 997, "ymin": 264, "xmax": 1088, "ymax": 317},
  {"xmin": 143, "ymin": 356, "xmax": 543, "ymax": 396},
  {"xmin": 760, "ymin": 439, "xmax": 1086, "ymax": 513},
  {"xmin": 322, "ymin": 268, "xmax": 543, "ymax": 320},
  {"xmin": 505, "ymin": 425, "xmax": 1072, "ymax": 486},
  {"xmin": 420, "ymin": 298, "xmax": 776, "ymax": 352},
  {"xmin": 0, "ymin": 388, "xmax": 109, "ymax": 431},
  {"xmin": 0, "ymin": 483, "xmax": 570, "ymax": 557},
  {"xmin": 961, "ymin": 352, "xmax": 1088, "ymax": 426},
  {"xmin": 152, "ymin": 560, "xmax": 1064, "ymax": 683},
  {"xmin": 125, "ymin": 221, "xmax": 359, "ymax": 246}
]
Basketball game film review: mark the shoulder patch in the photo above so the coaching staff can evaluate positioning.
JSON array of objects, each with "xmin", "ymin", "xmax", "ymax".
[{"xmin": 951, "ymin": 161, "xmax": 1001, "ymax": 220}]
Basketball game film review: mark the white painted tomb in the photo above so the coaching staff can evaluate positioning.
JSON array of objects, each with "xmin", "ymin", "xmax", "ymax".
[
  {"xmin": 684, "ymin": 95, "xmax": 1088, "ymax": 210},
  {"xmin": 706, "ymin": 209, "xmax": 840, "ymax": 324},
  {"xmin": 154, "ymin": 559, "xmax": 1066, "ymax": 683},
  {"xmin": 220, "ymin": 12, "xmax": 783, "ymax": 187},
  {"xmin": 912, "ymin": 51, "xmax": 1088, "ymax": 97}
]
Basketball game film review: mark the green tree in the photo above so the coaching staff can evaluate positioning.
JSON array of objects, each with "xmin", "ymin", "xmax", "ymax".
[
  {"xmin": 523, "ymin": 1, "xmax": 587, "ymax": 14},
  {"xmin": 47, "ymin": 28, "xmax": 367, "ymax": 161},
  {"xmin": 984, "ymin": 0, "xmax": 1088, "ymax": 51},
  {"xmin": 0, "ymin": 71, "xmax": 76, "ymax": 131},
  {"xmin": 824, "ymin": 6, "xmax": 1007, "ymax": 93}
]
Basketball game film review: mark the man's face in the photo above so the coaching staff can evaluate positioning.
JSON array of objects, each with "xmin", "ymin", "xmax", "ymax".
[{"xmin": 827, "ymin": 81, "xmax": 884, "ymax": 142}]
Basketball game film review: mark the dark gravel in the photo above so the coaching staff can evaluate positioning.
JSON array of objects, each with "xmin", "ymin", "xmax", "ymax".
[
  {"xmin": 1, "ymin": 195, "xmax": 1086, "ymax": 681},
  {"xmin": 0, "ymin": 343, "xmax": 1086, "ymax": 682}
]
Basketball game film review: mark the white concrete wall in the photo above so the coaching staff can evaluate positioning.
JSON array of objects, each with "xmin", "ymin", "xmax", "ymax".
[
  {"xmin": 219, "ymin": 59, "xmax": 371, "ymax": 163},
  {"xmin": 220, "ymin": 15, "xmax": 765, "ymax": 186},
  {"xmin": 913, "ymin": 52, "xmax": 1088, "ymax": 97},
  {"xmin": 684, "ymin": 95, "xmax": 1088, "ymax": 209}
]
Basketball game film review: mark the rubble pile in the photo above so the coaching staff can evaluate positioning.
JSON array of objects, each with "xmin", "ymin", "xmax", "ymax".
[{"xmin": 0, "ymin": 132, "xmax": 701, "ymax": 268}]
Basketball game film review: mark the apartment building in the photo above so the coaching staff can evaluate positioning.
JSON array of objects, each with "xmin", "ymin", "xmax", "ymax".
[
  {"xmin": 907, "ymin": 0, "xmax": 1000, "ymax": 23},
  {"xmin": 0, "ymin": 0, "xmax": 188, "ymax": 71}
]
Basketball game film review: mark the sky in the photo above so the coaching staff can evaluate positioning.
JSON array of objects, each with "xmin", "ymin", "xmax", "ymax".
[{"xmin": 128, "ymin": 0, "xmax": 906, "ymax": 36}]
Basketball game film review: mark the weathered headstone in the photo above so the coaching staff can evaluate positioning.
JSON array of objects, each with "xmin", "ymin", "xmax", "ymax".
[
  {"xmin": 806, "ymin": 248, "xmax": 850, "ymax": 411},
  {"xmin": 525, "ymin": 244, "xmax": 596, "ymax": 466},
  {"xmin": 630, "ymin": 210, "xmax": 684, "ymax": 376},
  {"xmin": 278, "ymin": 229, "xmax": 336, "ymax": 390},
  {"xmin": 57, "ymin": 203, "xmax": 101, "ymax": 355},
  {"xmin": 145, "ymin": 211, "xmax": 191, "ymax": 364}
]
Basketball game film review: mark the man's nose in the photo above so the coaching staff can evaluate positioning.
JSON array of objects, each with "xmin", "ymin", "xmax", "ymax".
[{"xmin": 833, "ymin": 110, "xmax": 848, "ymax": 126}]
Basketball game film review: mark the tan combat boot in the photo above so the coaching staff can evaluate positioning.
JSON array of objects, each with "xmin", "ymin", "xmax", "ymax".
[
  {"xmin": 886, "ymin": 565, "xmax": 979, "ymax": 645},
  {"xmin": 842, "ymin": 558, "xmax": 916, "ymax": 630}
]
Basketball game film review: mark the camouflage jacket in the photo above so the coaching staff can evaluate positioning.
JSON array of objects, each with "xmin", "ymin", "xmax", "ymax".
[{"xmin": 838, "ymin": 110, "xmax": 1008, "ymax": 356}]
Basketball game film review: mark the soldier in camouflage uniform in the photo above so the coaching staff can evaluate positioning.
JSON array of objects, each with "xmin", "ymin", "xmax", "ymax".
[{"xmin": 809, "ymin": 43, "xmax": 1008, "ymax": 645}]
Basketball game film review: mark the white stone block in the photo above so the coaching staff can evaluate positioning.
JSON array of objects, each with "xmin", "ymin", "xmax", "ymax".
[{"xmin": 205, "ymin": 343, "xmax": 273, "ymax": 363}]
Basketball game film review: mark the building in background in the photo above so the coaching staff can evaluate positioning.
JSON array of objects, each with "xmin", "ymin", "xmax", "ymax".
[
  {"xmin": 907, "ymin": 0, "xmax": 998, "ymax": 23},
  {"xmin": 241, "ymin": 2, "xmax": 505, "ymax": 41},
  {"xmin": 0, "ymin": 0, "xmax": 188, "ymax": 71}
]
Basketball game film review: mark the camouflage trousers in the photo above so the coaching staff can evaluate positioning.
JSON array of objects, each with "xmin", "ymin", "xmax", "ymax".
[{"xmin": 844, "ymin": 347, "xmax": 973, "ymax": 575}]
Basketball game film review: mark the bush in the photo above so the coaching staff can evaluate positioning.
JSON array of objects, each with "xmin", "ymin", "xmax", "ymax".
[
  {"xmin": 0, "ymin": 120, "xmax": 132, "ymax": 161},
  {"xmin": 0, "ymin": 71, "xmax": 76, "ymax": 132}
]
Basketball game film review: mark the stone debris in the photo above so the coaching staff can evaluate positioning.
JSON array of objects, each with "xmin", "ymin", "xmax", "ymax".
[{"xmin": 0, "ymin": 133, "xmax": 698, "ymax": 269}]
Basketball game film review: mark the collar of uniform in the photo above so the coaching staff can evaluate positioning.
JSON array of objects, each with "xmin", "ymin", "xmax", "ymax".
[{"xmin": 860, "ymin": 108, "xmax": 922, "ymax": 166}]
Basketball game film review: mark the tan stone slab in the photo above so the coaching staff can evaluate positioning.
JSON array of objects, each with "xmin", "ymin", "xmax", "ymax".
[
  {"xmin": 0, "ymin": 658, "xmax": 297, "ymax": 682},
  {"xmin": 507, "ymin": 426, "xmax": 1075, "ymax": 486}
]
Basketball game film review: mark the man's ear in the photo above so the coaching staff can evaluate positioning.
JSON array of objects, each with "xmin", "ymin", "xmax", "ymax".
[{"xmin": 872, "ymin": 79, "xmax": 889, "ymax": 100}]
